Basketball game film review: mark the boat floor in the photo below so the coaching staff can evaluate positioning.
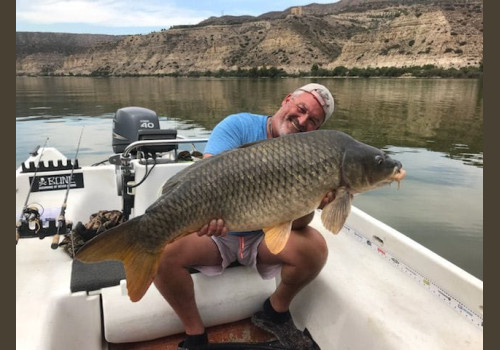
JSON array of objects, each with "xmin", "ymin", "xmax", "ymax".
[
  {"xmin": 16, "ymin": 210, "xmax": 482, "ymax": 349},
  {"xmin": 109, "ymin": 317, "xmax": 276, "ymax": 350}
]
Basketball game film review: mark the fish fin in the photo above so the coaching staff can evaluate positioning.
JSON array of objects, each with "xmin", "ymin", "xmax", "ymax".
[
  {"xmin": 321, "ymin": 187, "xmax": 352, "ymax": 234},
  {"xmin": 75, "ymin": 216, "xmax": 162, "ymax": 302},
  {"xmin": 122, "ymin": 249, "xmax": 161, "ymax": 302},
  {"xmin": 263, "ymin": 221, "xmax": 293, "ymax": 254}
]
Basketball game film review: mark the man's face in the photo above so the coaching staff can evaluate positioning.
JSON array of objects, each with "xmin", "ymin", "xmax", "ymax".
[{"xmin": 273, "ymin": 92, "xmax": 326, "ymax": 136}]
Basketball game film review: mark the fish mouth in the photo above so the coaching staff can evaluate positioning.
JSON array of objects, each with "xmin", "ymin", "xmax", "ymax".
[{"xmin": 391, "ymin": 167, "xmax": 406, "ymax": 188}]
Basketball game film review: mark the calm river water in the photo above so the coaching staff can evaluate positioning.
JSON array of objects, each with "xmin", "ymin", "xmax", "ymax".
[{"xmin": 16, "ymin": 76, "xmax": 483, "ymax": 279}]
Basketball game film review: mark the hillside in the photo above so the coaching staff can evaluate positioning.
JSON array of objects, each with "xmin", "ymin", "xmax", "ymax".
[{"xmin": 16, "ymin": 0, "xmax": 483, "ymax": 76}]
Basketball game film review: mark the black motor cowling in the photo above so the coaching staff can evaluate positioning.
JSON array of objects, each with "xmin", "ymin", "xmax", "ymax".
[{"xmin": 112, "ymin": 107, "xmax": 160, "ymax": 153}]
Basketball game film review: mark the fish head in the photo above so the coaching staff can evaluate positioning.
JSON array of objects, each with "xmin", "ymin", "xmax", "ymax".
[{"xmin": 341, "ymin": 142, "xmax": 406, "ymax": 193}]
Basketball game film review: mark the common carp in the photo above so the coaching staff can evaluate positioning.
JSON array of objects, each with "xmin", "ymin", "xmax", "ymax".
[{"xmin": 76, "ymin": 130, "xmax": 406, "ymax": 302}]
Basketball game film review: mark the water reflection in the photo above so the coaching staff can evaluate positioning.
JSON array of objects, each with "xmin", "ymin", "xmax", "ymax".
[
  {"xmin": 16, "ymin": 76, "xmax": 483, "ymax": 279},
  {"xmin": 325, "ymin": 78, "xmax": 483, "ymax": 168},
  {"xmin": 16, "ymin": 76, "xmax": 483, "ymax": 168}
]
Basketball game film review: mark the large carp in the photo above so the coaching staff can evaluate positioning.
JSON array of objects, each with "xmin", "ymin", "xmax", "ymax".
[{"xmin": 76, "ymin": 130, "xmax": 406, "ymax": 302}]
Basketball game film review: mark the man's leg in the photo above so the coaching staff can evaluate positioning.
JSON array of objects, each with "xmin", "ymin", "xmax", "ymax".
[
  {"xmin": 258, "ymin": 225, "xmax": 328, "ymax": 311},
  {"xmin": 253, "ymin": 226, "xmax": 328, "ymax": 348},
  {"xmin": 153, "ymin": 233, "xmax": 222, "ymax": 336}
]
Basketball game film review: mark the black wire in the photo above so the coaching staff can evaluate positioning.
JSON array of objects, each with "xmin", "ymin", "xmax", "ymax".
[
  {"xmin": 91, "ymin": 159, "xmax": 109, "ymax": 166},
  {"xmin": 127, "ymin": 153, "xmax": 157, "ymax": 189}
]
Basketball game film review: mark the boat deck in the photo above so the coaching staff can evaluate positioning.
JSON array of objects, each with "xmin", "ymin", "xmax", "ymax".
[
  {"xmin": 109, "ymin": 318, "xmax": 275, "ymax": 350},
  {"xmin": 16, "ymin": 209, "xmax": 483, "ymax": 349}
]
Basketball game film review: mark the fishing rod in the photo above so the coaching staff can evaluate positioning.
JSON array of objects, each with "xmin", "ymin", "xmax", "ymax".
[
  {"xmin": 51, "ymin": 127, "xmax": 84, "ymax": 249},
  {"xmin": 16, "ymin": 138, "xmax": 49, "ymax": 245}
]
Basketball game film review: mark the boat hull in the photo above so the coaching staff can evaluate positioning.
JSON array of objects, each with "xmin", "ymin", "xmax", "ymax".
[{"xmin": 16, "ymin": 148, "xmax": 483, "ymax": 349}]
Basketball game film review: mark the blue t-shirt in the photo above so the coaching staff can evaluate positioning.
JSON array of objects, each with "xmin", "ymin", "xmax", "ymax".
[
  {"xmin": 205, "ymin": 113, "xmax": 269, "ymax": 236},
  {"xmin": 204, "ymin": 113, "xmax": 268, "ymax": 156}
]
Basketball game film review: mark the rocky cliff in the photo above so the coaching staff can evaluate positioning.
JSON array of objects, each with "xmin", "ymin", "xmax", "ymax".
[{"xmin": 16, "ymin": 0, "xmax": 483, "ymax": 76}]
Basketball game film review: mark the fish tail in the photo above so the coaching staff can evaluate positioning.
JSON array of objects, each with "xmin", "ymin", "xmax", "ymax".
[{"xmin": 75, "ymin": 216, "xmax": 162, "ymax": 302}]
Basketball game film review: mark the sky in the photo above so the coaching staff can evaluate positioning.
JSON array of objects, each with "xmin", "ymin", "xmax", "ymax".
[{"xmin": 16, "ymin": 0, "xmax": 339, "ymax": 35}]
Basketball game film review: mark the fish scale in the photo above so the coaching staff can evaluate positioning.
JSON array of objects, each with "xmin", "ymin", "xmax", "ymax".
[{"xmin": 76, "ymin": 129, "xmax": 405, "ymax": 302}]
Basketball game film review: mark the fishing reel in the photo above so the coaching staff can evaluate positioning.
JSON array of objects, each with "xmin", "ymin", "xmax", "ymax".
[{"xmin": 16, "ymin": 205, "xmax": 72, "ymax": 241}]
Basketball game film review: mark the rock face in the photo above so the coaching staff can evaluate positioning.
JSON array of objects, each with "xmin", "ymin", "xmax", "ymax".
[{"xmin": 16, "ymin": 0, "xmax": 483, "ymax": 76}]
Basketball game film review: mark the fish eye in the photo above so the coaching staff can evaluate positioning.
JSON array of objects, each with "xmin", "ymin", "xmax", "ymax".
[{"xmin": 375, "ymin": 155, "xmax": 384, "ymax": 165}]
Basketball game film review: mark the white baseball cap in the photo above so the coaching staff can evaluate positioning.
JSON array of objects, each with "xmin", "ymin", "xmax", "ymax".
[{"xmin": 295, "ymin": 83, "xmax": 335, "ymax": 122}]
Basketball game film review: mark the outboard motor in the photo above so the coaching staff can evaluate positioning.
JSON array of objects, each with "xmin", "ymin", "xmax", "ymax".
[
  {"xmin": 112, "ymin": 106, "xmax": 160, "ymax": 154},
  {"xmin": 111, "ymin": 106, "xmax": 178, "ymax": 220}
]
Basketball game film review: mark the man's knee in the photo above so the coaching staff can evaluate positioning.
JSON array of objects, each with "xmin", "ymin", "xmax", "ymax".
[
  {"xmin": 310, "ymin": 233, "xmax": 328, "ymax": 269},
  {"xmin": 296, "ymin": 227, "xmax": 329, "ymax": 271},
  {"xmin": 156, "ymin": 244, "xmax": 184, "ymax": 278},
  {"xmin": 156, "ymin": 235, "xmax": 222, "ymax": 276}
]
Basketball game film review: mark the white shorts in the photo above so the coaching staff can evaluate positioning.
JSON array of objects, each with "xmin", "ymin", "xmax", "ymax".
[{"xmin": 192, "ymin": 232, "xmax": 281, "ymax": 280}]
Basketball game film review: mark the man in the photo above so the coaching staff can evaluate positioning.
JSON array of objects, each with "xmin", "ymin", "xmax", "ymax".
[{"xmin": 153, "ymin": 83, "xmax": 335, "ymax": 349}]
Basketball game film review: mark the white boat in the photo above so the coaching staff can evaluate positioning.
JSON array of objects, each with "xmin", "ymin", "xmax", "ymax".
[{"xmin": 16, "ymin": 107, "xmax": 483, "ymax": 349}]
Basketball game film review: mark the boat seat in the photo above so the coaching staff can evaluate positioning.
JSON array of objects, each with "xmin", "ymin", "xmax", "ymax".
[
  {"xmin": 70, "ymin": 260, "xmax": 126, "ymax": 293},
  {"xmin": 70, "ymin": 259, "xmax": 242, "ymax": 294},
  {"xmin": 100, "ymin": 265, "xmax": 276, "ymax": 343},
  {"xmin": 70, "ymin": 259, "xmax": 276, "ymax": 343}
]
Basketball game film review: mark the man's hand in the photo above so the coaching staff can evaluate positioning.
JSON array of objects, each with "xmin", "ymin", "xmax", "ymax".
[{"xmin": 196, "ymin": 219, "xmax": 228, "ymax": 237}]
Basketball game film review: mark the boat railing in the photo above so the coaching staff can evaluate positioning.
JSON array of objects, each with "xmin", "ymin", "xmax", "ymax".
[
  {"xmin": 119, "ymin": 137, "xmax": 209, "ymax": 219},
  {"xmin": 121, "ymin": 137, "xmax": 209, "ymax": 159}
]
